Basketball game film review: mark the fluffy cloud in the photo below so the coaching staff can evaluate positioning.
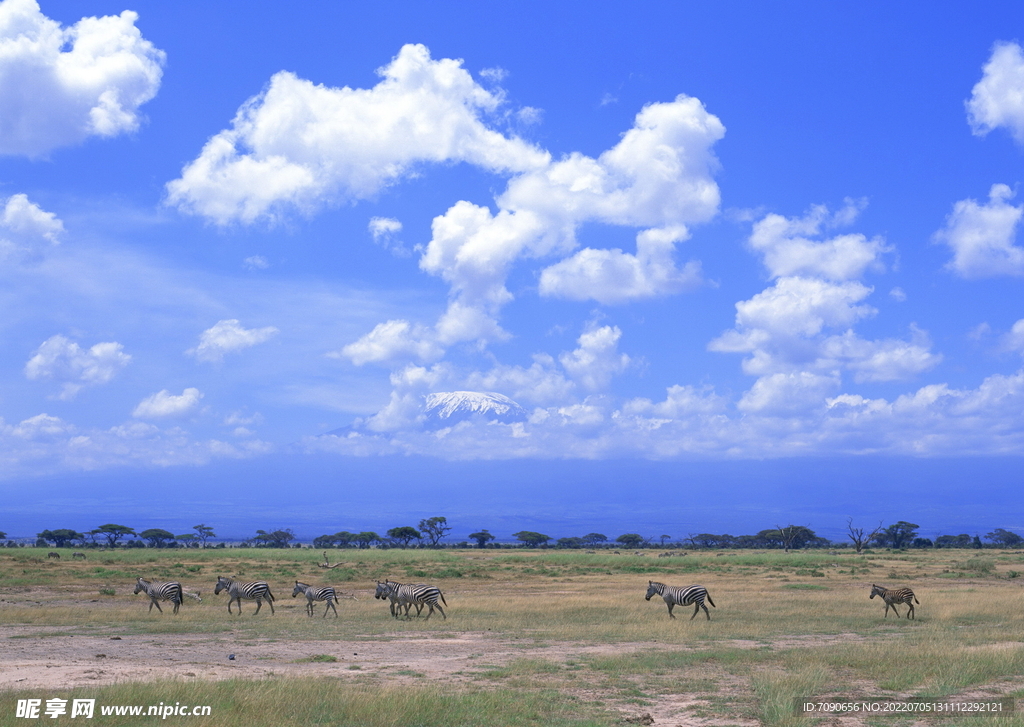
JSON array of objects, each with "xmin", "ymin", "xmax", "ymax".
[
  {"xmin": 24, "ymin": 334, "xmax": 131, "ymax": 400},
  {"xmin": 966, "ymin": 41, "xmax": 1024, "ymax": 144},
  {"xmin": 0, "ymin": 193, "xmax": 64, "ymax": 260},
  {"xmin": 132, "ymin": 388, "xmax": 203, "ymax": 419},
  {"xmin": 166, "ymin": 43, "xmax": 548, "ymax": 225},
  {"xmin": 337, "ymin": 319, "xmax": 442, "ymax": 366},
  {"xmin": 558, "ymin": 325, "xmax": 632, "ymax": 391},
  {"xmin": 711, "ymin": 202, "xmax": 939, "ymax": 410},
  {"xmin": 934, "ymin": 184, "xmax": 1024, "ymax": 278},
  {"xmin": 0, "ymin": 0, "xmax": 164, "ymax": 156},
  {"xmin": 188, "ymin": 319, "xmax": 279, "ymax": 362}
]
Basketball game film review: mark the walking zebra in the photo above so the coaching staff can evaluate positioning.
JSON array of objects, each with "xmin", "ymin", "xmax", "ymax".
[
  {"xmin": 214, "ymin": 576, "xmax": 275, "ymax": 615},
  {"xmin": 134, "ymin": 577, "xmax": 185, "ymax": 614},
  {"xmin": 47, "ymin": 552, "xmax": 60, "ymax": 559},
  {"xmin": 869, "ymin": 584, "xmax": 919, "ymax": 619},
  {"xmin": 645, "ymin": 581, "xmax": 716, "ymax": 620},
  {"xmin": 292, "ymin": 581, "xmax": 339, "ymax": 618},
  {"xmin": 72, "ymin": 552, "xmax": 86, "ymax": 560},
  {"xmin": 375, "ymin": 580, "xmax": 447, "ymax": 620}
]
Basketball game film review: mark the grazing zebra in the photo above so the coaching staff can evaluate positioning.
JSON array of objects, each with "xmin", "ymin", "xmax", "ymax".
[
  {"xmin": 645, "ymin": 581, "xmax": 716, "ymax": 620},
  {"xmin": 133, "ymin": 577, "xmax": 184, "ymax": 614},
  {"xmin": 72, "ymin": 552, "xmax": 86, "ymax": 560},
  {"xmin": 214, "ymin": 576, "xmax": 275, "ymax": 615},
  {"xmin": 292, "ymin": 581, "xmax": 339, "ymax": 618},
  {"xmin": 375, "ymin": 580, "xmax": 447, "ymax": 620},
  {"xmin": 47, "ymin": 552, "xmax": 60, "ymax": 559},
  {"xmin": 869, "ymin": 584, "xmax": 919, "ymax": 619}
]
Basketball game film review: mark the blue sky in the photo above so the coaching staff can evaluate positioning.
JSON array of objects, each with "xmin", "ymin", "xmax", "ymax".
[{"xmin": 2, "ymin": 1, "xmax": 1024, "ymax": 541}]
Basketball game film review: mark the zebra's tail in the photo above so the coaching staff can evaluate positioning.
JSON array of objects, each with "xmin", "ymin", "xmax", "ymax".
[
  {"xmin": 266, "ymin": 587, "xmax": 276, "ymax": 602},
  {"xmin": 705, "ymin": 592, "xmax": 716, "ymax": 608},
  {"xmin": 439, "ymin": 590, "xmax": 448, "ymax": 607},
  {"xmin": 914, "ymin": 595, "xmax": 920, "ymax": 604},
  {"xmin": 184, "ymin": 591, "xmax": 202, "ymax": 603}
]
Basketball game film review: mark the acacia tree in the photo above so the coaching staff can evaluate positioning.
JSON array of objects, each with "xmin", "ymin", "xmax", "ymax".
[
  {"xmin": 176, "ymin": 534, "xmax": 199, "ymax": 548},
  {"xmin": 193, "ymin": 524, "xmax": 216, "ymax": 548},
  {"xmin": 616, "ymin": 533, "xmax": 644, "ymax": 548},
  {"xmin": 847, "ymin": 518, "xmax": 884, "ymax": 554},
  {"xmin": 419, "ymin": 517, "xmax": 452, "ymax": 547},
  {"xmin": 95, "ymin": 524, "xmax": 135, "ymax": 548},
  {"xmin": 582, "ymin": 533, "xmax": 607, "ymax": 547},
  {"xmin": 253, "ymin": 529, "xmax": 295, "ymax": 548},
  {"xmin": 386, "ymin": 526, "xmax": 421, "ymax": 548},
  {"xmin": 874, "ymin": 521, "xmax": 919, "ymax": 549},
  {"xmin": 513, "ymin": 531, "xmax": 551, "ymax": 547},
  {"xmin": 140, "ymin": 529, "xmax": 175, "ymax": 548},
  {"xmin": 468, "ymin": 529, "xmax": 495, "ymax": 549},
  {"xmin": 985, "ymin": 528, "xmax": 1024, "ymax": 548},
  {"xmin": 38, "ymin": 529, "xmax": 83, "ymax": 548},
  {"xmin": 352, "ymin": 531, "xmax": 380, "ymax": 549}
]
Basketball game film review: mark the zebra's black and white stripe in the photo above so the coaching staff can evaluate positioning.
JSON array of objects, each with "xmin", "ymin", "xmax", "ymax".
[
  {"xmin": 375, "ymin": 580, "xmax": 447, "ymax": 620},
  {"xmin": 869, "ymin": 584, "xmax": 919, "ymax": 619},
  {"xmin": 134, "ymin": 577, "xmax": 184, "ymax": 614},
  {"xmin": 645, "ymin": 581, "xmax": 716, "ymax": 620},
  {"xmin": 292, "ymin": 581, "xmax": 339, "ymax": 618},
  {"xmin": 214, "ymin": 576, "xmax": 275, "ymax": 615}
]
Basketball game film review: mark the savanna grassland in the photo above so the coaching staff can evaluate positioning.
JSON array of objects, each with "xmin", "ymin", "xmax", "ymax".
[{"xmin": 2, "ymin": 547, "xmax": 1024, "ymax": 726}]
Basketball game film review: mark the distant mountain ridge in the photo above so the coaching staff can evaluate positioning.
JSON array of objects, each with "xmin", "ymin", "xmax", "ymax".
[{"xmin": 423, "ymin": 391, "xmax": 527, "ymax": 426}]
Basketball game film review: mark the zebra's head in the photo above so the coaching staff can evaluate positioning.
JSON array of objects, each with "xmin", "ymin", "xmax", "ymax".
[
  {"xmin": 133, "ymin": 577, "xmax": 149, "ymax": 595},
  {"xmin": 374, "ymin": 580, "xmax": 396, "ymax": 600},
  {"xmin": 645, "ymin": 581, "xmax": 664, "ymax": 601},
  {"xmin": 292, "ymin": 581, "xmax": 309, "ymax": 598},
  {"xmin": 214, "ymin": 576, "xmax": 232, "ymax": 595},
  {"xmin": 869, "ymin": 584, "xmax": 883, "ymax": 599}
]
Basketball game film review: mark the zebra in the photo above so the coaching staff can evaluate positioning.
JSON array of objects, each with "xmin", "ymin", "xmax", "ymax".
[
  {"xmin": 869, "ymin": 584, "xmax": 919, "ymax": 619},
  {"xmin": 645, "ymin": 581, "xmax": 716, "ymax": 620},
  {"xmin": 292, "ymin": 581, "xmax": 339, "ymax": 618},
  {"xmin": 215, "ymin": 576, "xmax": 275, "ymax": 615},
  {"xmin": 375, "ymin": 580, "xmax": 447, "ymax": 620},
  {"xmin": 72, "ymin": 552, "xmax": 86, "ymax": 560},
  {"xmin": 133, "ymin": 577, "xmax": 185, "ymax": 614},
  {"xmin": 47, "ymin": 552, "xmax": 60, "ymax": 559}
]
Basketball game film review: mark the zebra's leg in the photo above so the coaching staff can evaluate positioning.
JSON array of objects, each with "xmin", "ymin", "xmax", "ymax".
[
  {"xmin": 433, "ymin": 602, "xmax": 446, "ymax": 620},
  {"xmin": 267, "ymin": 596, "xmax": 275, "ymax": 615},
  {"xmin": 151, "ymin": 598, "xmax": 162, "ymax": 613},
  {"xmin": 325, "ymin": 599, "xmax": 338, "ymax": 618},
  {"xmin": 254, "ymin": 598, "xmax": 263, "ymax": 615},
  {"xmin": 173, "ymin": 598, "xmax": 180, "ymax": 615},
  {"xmin": 907, "ymin": 602, "xmax": 914, "ymax": 620},
  {"xmin": 701, "ymin": 603, "xmax": 711, "ymax": 620},
  {"xmin": 666, "ymin": 602, "xmax": 676, "ymax": 619},
  {"xmin": 690, "ymin": 602, "xmax": 700, "ymax": 620}
]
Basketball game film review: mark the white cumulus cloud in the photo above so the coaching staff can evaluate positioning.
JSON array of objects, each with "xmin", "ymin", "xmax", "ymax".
[
  {"xmin": 0, "ymin": 0, "xmax": 164, "ymax": 157},
  {"xmin": 132, "ymin": 388, "xmax": 202, "ymax": 419},
  {"xmin": 967, "ymin": 41, "xmax": 1024, "ymax": 144},
  {"xmin": 188, "ymin": 319, "xmax": 279, "ymax": 362},
  {"xmin": 24, "ymin": 334, "xmax": 131, "ymax": 400},
  {"xmin": 934, "ymin": 183, "xmax": 1024, "ymax": 278},
  {"xmin": 0, "ymin": 193, "xmax": 63, "ymax": 260},
  {"xmin": 166, "ymin": 43, "xmax": 548, "ymax": 225}
]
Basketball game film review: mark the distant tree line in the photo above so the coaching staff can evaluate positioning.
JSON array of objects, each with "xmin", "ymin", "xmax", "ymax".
[{"xmin": 8, "ymin": 517, "xmax": 1024, "ymax": 551}]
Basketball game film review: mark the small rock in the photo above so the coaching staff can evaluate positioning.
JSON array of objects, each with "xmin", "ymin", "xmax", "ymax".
[
  {"xmin": 228, "ymin": 654, "xmax": 235, "ymax": 660},
  {"xmin": 95, "ymin": 654, "xmax": 106, "ymax": 659},
  {"xmin": 110, "ymin": 636, "xmax": 121, "ymax": 640}
]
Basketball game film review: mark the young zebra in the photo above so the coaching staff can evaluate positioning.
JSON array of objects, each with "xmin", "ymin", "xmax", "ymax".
[
  {"xmin": 134, "ymin": 577, "xmax": 185, "ymax": 614},
  {"xmin": 214, "ymin": 576, "xmax": 275, "ymax": 615},
  {"xmin": 645, "ymin": 581, "xmax": 716, "ymax": 620},
  {"xmin": 292, "ymin": 581, "xmax": 339, "ymax": 618},
  {"xmin": 376, "ymin": 580, "xmax": 447, "ymax": 620},
  {"xmin": 869, "ymin": 584, "xmax": 919, "ymax": 619}
]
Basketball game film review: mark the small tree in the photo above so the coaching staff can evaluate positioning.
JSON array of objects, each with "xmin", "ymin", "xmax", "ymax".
[
  {"xmin": 468, "ymin": 530, "xmax": 495, "ymax": 549},
  {"xmin": 176, "ymin": 533, "xmax": 199, "ymax": 548},
  {"xmin": 557, "ymin": 537, "xmax": 585, "ymax": 549},
  {"xmin": 95, "ymin": 524, "xmax": 135, "ymax": 548},
  {"xmin": 352, "ymin": 531, "xmax": 380, "ymax": 549},
  {"xmin": 616, "ymin": 533, "xmax": 644, "ymax": 548},
  {"xmin": 38, "ymin": 529, "xmax": 83, "ymax": 548},
  {"xmin": 386, "ymin": 526, "xmax": 422, "ymax": 548},
  {"xmin": 847, "ymin": 518, "xmax": 884, "ymax": 554},
  {"xmin": 419, "ymin": 517, "xmax": 452, "ymax": 547},
  {"xmin": 193, "ymin": 524, "xmax": 216, "ymax": 548},
  {"xmin": 139, "ymin": 529, "xmax": 175, "ymax": 548},
  {"xmin": 659, "ymin": 534, "xmax": 672, "ymax": 547},
  {"xmin": 873, "ymin": 521, "xmax": 919, "ymax": 549},
  {"xmin": 513, "ymin": 531, "xmax": 551, "ymax": 547},
  {"xmin": 582, "ymin": 533, "xmax": 607, "ymax": 547},
  {"xmin": 253, "ymin": 529, "xmax": 295, "ymax": 548},
  {"xmin": 985, "ymin": 528, "xmax": 1024, "ymax": 548}
]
